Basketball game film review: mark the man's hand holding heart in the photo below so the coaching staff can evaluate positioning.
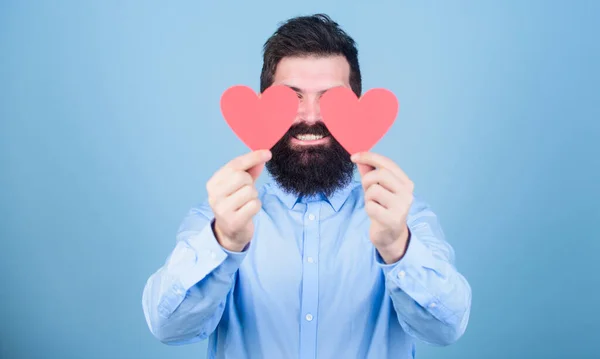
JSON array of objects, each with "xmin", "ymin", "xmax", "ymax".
[{"xmin": 351, "ymin": 152, "xmax": 414, "ymax": 264}]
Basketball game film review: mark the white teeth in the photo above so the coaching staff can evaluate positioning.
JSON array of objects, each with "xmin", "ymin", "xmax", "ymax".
[{"xmin": 297, "ymin": 134, "xmax": 324, "ymax": 141}]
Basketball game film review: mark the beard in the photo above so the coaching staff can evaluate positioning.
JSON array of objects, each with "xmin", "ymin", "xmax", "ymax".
[{"xmin": 266, "ymin": 121, "xmax": 355, "ymax": 198}]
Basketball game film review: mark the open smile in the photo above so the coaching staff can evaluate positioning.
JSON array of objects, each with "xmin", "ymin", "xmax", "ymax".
[{"xmin": 290, "ymin": 134, "xmax": 331, "ymax": 146}]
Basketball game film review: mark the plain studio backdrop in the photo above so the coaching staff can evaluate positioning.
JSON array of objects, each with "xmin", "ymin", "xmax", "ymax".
[{"xmin": 1, "ymin": 1, "xmax": 598, "ymax": 358}]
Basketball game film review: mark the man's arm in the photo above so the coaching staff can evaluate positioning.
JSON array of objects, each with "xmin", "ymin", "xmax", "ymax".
[
  {"xmin": 350, "ymin": 151, "xmax": 471, "ymax": 345},
  {"xmin": 374, "ymin": 197, "xmax": 472, "ymax": 346},
  {"xmin": 142, "ymin": 203, "xmax": 248, "ymax": 345}
]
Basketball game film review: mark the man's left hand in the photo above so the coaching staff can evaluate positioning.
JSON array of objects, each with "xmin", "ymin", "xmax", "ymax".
[{"xmin": 351, "ymin": 151, "xmax": 413, "ymax": 264}]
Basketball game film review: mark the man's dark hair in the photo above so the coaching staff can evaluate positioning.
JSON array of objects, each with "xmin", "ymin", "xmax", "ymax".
[{"xmin": 260, "ymin": 14, "xmax": 362, "ymax": 96}]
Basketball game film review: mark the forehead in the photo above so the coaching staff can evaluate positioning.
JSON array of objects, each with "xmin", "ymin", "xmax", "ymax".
[{"xmin": 272, "ymin": 55, "xmax": 350, "ymax": 92}]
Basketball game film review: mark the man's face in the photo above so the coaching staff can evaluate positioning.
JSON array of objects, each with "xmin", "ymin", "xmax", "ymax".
[{"xmin": 265, "ymin": 55, "xmax": 355, "ymax": 197}]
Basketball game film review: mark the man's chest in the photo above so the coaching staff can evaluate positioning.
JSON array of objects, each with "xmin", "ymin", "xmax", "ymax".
[{"xmin": 233, "ymin": 209, "xmax": 385, "ymax": 321}]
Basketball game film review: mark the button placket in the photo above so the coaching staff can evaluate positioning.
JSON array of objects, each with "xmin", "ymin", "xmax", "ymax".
[{"xmin": 299, "ymin": 202, "xmax": 321, "ymax": 359}]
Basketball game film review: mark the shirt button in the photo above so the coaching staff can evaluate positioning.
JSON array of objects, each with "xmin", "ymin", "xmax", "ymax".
[
  {"xmin": 308, "ymin": 214, "xmax": 315, "ymax": 220},
  {"xmin": 305, "ymin": 314, "xmax": 314, "ymax": 321},
  {"xmin": 209, "ymin": 251, "xmax": 216, "ymax": 259},
  {"xmin": 397, "ymin": 270, "xmax": 406, "ymax": 279},
  {"xmin": 307, "ymin": 257, "xmax": 314, "ymax": 263},
  {"xmin": 429, "ymin": 302, "xmax": 437, "ymax": 309}
]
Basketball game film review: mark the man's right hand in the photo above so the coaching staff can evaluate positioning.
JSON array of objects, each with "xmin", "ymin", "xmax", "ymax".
[{"xmin": 206, "ymin": 149, "xmax": 272, "ymax": 252}]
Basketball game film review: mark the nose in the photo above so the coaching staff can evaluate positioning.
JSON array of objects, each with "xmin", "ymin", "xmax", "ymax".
[{"xmin": 296, "ymin": 95, "xmax": 321, "ymax": 124}]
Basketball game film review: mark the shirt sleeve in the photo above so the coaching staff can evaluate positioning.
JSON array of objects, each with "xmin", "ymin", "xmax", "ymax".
[
  {"xmin": 374, "ymin": 195, "xmax": 472, "ymax": 346},
  {"xmin": 142, "ymin": 202, "xmax": 249, "ymax": 345}
]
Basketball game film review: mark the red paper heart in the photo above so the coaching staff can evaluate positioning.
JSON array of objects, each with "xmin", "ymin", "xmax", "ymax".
[
  {"xmin": 320, "ymin": 87, "xmax": 399, "ymax": 155},
  {"xmin": 220, "ymin": 85, "xmax": 299, "ymax": 150}
]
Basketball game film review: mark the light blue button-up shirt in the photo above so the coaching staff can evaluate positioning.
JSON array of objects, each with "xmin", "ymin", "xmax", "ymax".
[{"xmin": 142, "ymin": 176, "xmax": 471, "ymax": 359}]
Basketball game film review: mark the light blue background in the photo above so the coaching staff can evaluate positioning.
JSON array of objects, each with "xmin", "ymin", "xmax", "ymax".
[{"xmin": 1, "ymin": 1, "xmax": 599, "ymax": 358}]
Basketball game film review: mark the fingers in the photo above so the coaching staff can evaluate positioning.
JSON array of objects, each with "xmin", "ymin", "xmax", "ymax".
[
  {"xmin": 361, "ymin": 163, "xmax": 414, "ymax": 215},
  {"xmin": 356, "ymin": 163, "xmax": 374, "ymax": 177},
  {"xmin": 207, "ymin": 150, "xmax": 268, "ymax": 217},
  {"xmin": 236, "ymin": 197, "xmax": 262, "ymax": 219},
  {"xmin": 226, "ymin": 149, "xmax": 271, "ymax": 182},
  {"xmin": 361, "ymin": 168, "xmax": 403, "ymax": 194},
  {"xmin": 364, "ymin": 200, "xmax": 395, "ymax": 228},
  {"xmin": 222, "ymin": 184, "xmax": 259, "ymax": 212},
  {"xmin": 213, "ymin": 185, "xmax": 260, "ymax": 230},
  {"xmin": 210, "ymin": 170, "xmax": 254, "ymax": 200},
  {"xmin": 365, "ymin": 183, "xmax": 395, "ymax": 209},
  {"xmin": 217, "ymin": 197, "xmax": 261, "ymax": 241},
  {"xmin": 246, "ymin": 162, "xmax": 266, "ymax": 182},
  {"xmin": 207, "ymin": 150, "xmax": 271, "ymax": 194},
  {"xmin": 206, "ymin": 150, "xmax": 270, "ymax": 248},
  {"xmin": 351, "ymin": 152, "xmax": 411, "ymax": 185},
  {"xmin": 211, "ymin": 186, "xmax": 259, "ymax": 226},
  {"xmin": 227, "ymin": 150, "xmax": 272, "ymax": 172}
]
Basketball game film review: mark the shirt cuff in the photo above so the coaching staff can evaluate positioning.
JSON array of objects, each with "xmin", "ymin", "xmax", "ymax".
[
  {"xmin": 157, "ymin": 223, "xmax": 249, "ymax": 318},
  {"xmin": 181, "ymin": 221, "xmax": 249, "ymax": 286},
  {"xmin": 375, "ymin": 230, "xmax": 436, "ymax": 276},
  {"xmin": 374, "ymin": 230, "xmax": 445, "ymax": 316}
]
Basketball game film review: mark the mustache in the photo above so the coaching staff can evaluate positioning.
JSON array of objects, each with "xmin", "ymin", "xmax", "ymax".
[{"xmin": 285, "ymin": 122, "xmax": 331, "ymax": 138}]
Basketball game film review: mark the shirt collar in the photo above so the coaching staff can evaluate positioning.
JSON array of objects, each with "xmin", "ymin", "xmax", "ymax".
[{"xmin": 264, "ymin": 173, "xmax": 361, "ymax": 212}]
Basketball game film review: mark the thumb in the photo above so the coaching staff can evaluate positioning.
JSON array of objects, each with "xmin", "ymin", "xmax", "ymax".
[
  {"xmin": 357, "ymin": 163, "xmax": 374, "ymax": 177},
  {"xmin": 247, "ymin": 162, "xmax": 266, "ymax": 181}
]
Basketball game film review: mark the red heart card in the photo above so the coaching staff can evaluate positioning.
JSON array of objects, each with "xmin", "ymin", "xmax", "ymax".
[
  {"xmin": 320, "ymin": 87, "xmax": 399, "ymax": 155},
  {"xmin": 220, "ymin": 85, "xmax": 299, "ymax": 150}
]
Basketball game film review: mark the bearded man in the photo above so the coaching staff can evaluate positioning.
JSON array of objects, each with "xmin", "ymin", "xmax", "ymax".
[{"xmin": 142, "ymin": 13, "xmax": 471, "ymax": 359}]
